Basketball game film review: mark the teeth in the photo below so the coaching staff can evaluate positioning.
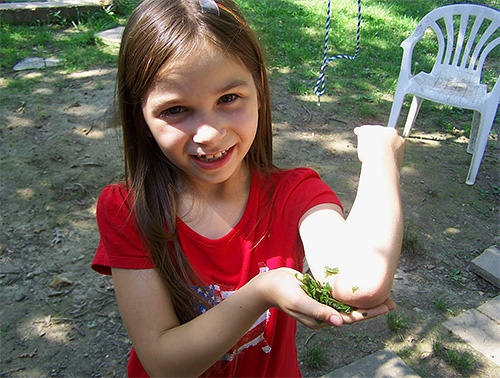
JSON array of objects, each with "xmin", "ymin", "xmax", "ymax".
[
  {"xmin": 198, "ymin": 149, "xmax": 228, "ymax": 162},
  {"xmin": 211, "ymin": 152, "xmax": 223, "ymax": 159}
]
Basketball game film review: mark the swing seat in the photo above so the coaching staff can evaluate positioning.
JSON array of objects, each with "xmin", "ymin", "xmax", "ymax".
[{"xmin": 387, "ymin": 4, "xmax": 500, "ymax": 185}]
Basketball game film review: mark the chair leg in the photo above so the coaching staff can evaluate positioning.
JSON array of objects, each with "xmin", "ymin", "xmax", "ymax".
[
  {"xmin": 387, "ymin": 86, "xmax": 407, "ymax": 129},
  {"xmin": 467, "ymin": 110, "xmax": 481, "ymax": 154},
  {"xmin": 403, "ymin": 96, "xmax": 423, "ymax": 137},
  {"xmin": 465, "ymin": 112, "xmax": 495, "ymax": 185}
]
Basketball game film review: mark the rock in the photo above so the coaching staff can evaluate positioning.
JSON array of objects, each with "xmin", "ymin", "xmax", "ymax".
[
  {"xmin": 95, "ymin": 26, "xmax": 124, "ymax": 46},
  {"xmin": 13, "ymin": 57, "xmax": 63, "ymax": 71},
  {"xmin": 44, "ymin": 57, "xmax": 62, "ymax": 67},
  {"xmin": 13, "ymin": 57, "xmax": 44, "ymax": 70},
  {"xmin": 14, "ymin": 293, "xmax": 26, "ymax": 302}
]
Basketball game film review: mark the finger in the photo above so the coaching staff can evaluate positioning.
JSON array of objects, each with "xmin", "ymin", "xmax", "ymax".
[
  {"xmin": 384, "ymin": 297, "xmax": 397, "ymax": 311},
  {"xmin": 285, "ymin": 297, "xmax": 343, "ymax": 329},
  {"xmin": 289, "ymin": 311, "xmax": 338, "ymax": 330},
  {"xmin": 339, "ymin": 303, "xmax": 390, "ymax": 324}
]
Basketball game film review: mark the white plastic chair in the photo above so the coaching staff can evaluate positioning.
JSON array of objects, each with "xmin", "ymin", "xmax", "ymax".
[{"xmin": 387, "ymin": 4, "xmax": 500, "ymax": 185}]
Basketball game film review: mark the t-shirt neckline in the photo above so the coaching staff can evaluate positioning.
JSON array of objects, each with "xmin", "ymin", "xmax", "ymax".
[{"xmin": 177, "ymin": 172, "xmax": 258, "ymax": 246}]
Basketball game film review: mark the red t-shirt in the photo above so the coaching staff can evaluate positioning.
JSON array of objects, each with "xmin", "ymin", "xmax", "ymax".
[{"xmin": 92, "ymin": 168, "xmax": 342, "ymax": 377}]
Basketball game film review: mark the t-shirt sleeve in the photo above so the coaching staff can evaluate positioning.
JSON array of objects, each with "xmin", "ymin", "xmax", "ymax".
[
  {"xmin": 282, "ymin": 168, "xmax": 343, "ymax": 221},
  {"xmin": 270, "ymin": 168, "xmax": 343, "ymax": 268},
  {"xmin": 91, "ymin": 185, "xmax": 154, "ymax": 275}
]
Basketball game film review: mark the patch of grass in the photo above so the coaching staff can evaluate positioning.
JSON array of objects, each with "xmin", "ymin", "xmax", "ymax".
[
  {"xmin": 0, "ymin": 23, "xmax": 115, "ymax": 71},
  {"xmin": 289, "ymin": 76, "xmax": 310, "ymax": 95},
  {"xmin": 357, "ymin": 101, "xmax": 379, "ymax": 119},
  {"xmin": 0, "ymin": 322, "xmax": 10, "ymax": 334},
  {"xmin": 402, "ymin": 221, "xmax": 421, "ymax": 259},
  {"xmin": 304, "ymin": 343, "xmax": 325, "ymax": 369},
  {"xmin": 0, "ymin": 1, "xmax": 140, "ymax": 71},
  {"xmin": 386, "ymin": 310, "xmax": 407, "ymax": 337},
  {"xmin": 397, "ymin": 345, "xmax": 413, "ymax": 359},
  {"xmin": 446, "ymin": 268, "xmax": 464, "ymax": 287},
  {"xmin": 433, "ymin": 338, "xmax": 477, "ymax": 376},
  {"xmin": 434, "ymin": 293, "xmax": 452, "ymax": 313}
]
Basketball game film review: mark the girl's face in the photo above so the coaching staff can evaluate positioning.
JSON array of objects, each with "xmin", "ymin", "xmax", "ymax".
[{"xmin": 142, "ymin": 44, "xmax": 259, "ymax": 189}]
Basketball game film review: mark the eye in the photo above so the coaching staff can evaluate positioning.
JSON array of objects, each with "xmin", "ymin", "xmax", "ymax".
[
  {"xmin": 218, "ymin": 94, "xmax": 239, "ymax": 104},
  {"xmin": 160, "ymin": 106, "xmax": 185, "ymax": 118}
]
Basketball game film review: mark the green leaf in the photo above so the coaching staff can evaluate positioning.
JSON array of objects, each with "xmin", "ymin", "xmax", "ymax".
[{"xmin": 296, "ymin": 273, "xmax": 356, "ymax": 314}]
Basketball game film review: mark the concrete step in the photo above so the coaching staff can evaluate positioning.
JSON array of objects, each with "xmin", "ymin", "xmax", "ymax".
[
  {"xmin": 443, "ymin": 295, "xmax": 500, "ymax": 367},
  {"xmin": 471, "ymin": 245, "xmax": 500, "ymax": 288},
  {"xmin": 0, "ymin": 0, "xmax": 111, "ymax": 25},
  {"xmin": 321, "ymin": 349, "xmax": 420, "ymax": 378}
]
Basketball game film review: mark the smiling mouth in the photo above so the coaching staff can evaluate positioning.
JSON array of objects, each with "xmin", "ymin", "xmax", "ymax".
[{"xmin": 196, "ymin": 148, "xmax": 231, "ymax": 162}]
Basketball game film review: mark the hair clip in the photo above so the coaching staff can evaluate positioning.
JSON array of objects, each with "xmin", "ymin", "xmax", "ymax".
[{"xmin": 199, "ymin": 0, "xmax": 220, "ymax": 16}]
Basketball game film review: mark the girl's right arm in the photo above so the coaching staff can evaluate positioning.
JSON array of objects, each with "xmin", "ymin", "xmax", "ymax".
[{"xmin": 112, "ymin": 266, "xmax": 377, "ymax": 377}]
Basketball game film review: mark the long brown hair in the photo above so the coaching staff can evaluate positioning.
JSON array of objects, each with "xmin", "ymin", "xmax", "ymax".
[{"xmin": 117, "ymin": 0, "xmax": 274, "ymax": 322}]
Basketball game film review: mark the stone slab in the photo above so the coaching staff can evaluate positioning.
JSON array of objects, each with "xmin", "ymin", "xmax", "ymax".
[
  {"xmin": 13, "ymin": 57, "xmax": 63, "ymax": 71},
  {"xmin": 95, "ymin": 26, "xmax": 124, "ymax": 46},
  {"xmin": 471, "ymin": 245, "xmax": 500, "ymax": 288},
  {"xmin": 0, "ymin": 0, "xmax": 107, "ymax": 25},
  {"xmin": 443, "ymin": 295, "xmax": 500, "ymax": 367},
  {"xmin": 478, "ymin": 295, "xmax": 500, "ymax": 320},
  {"xmin": 0, "ymin": 0, "xmax": 103, "ymax": 10},
  {"xmin": 321, "ymin": 349, "xmax": 420, "ymax": 378}
]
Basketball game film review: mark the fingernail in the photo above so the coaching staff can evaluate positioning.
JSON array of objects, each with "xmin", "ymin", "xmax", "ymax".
[{"xmin": 329, "ymin": 315, "xmax": 342, "ymax": 326}]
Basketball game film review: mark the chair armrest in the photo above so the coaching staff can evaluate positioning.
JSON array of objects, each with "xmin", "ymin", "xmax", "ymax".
[
  {"xmin": 490, "ymin": 75, "xmax": 500, "ymax": 100},
  {"xmin": 398, "ymin": 19, "xmax": 437, "ymax": 80},
  {"xmin": 398, "ymin": 31, "xmax": 424, "ymax": 81}
]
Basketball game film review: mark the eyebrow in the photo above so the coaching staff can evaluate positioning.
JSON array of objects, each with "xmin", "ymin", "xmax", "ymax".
[{"xmin": 216, "ymin": 79, "xmax": 251, "ymax": 95}]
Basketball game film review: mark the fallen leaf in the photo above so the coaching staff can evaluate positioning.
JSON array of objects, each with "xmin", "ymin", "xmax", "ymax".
[{"xmin": 49, "ymin": 276, "xmax": 73, "ymax": 288}]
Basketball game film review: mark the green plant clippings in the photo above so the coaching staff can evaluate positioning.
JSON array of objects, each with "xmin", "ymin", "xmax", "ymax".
[
  {"xmin": 296, "ymin": 273, "xmax": 356, "ymax": 314},
  {"xmin": 352, "ymin": 286, "xmax": 359, "ymax": 293},
  {"xmin": 325, "ymin": 266, "xmax": 339, "ymax": 277}
]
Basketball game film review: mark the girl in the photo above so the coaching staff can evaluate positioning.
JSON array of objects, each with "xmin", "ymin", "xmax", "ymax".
[{"xmin": 92, "ymin": 0, "xmax": 405, "ymax": 376}]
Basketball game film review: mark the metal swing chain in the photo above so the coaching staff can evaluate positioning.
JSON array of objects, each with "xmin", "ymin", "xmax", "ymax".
[{"xmin": 314, "ymin": 0, "xmax": 362, "ymax": 105}]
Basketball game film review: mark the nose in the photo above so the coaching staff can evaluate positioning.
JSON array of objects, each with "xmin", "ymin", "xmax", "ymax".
[{"xmin": 192, "ymin": 123, "xmax": 226, "ymax": 145}]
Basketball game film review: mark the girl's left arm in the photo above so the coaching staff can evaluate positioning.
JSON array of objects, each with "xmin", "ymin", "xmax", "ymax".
[{"xmin": 299, "ymin": 125, "xmax": 405, "ymax": 311}]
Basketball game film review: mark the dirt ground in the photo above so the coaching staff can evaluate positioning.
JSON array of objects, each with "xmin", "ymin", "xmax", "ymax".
[{"xmin": 1, "ymin": 60, "xmax": 499, "ymax": 378}]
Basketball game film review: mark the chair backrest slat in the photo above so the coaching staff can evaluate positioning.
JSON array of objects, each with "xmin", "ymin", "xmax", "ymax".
[
  {"xmin": 476, "ymin": 35, "xmax": 500, "ymax": 73},
  {"xmin": 461, "ymin": 15, "xmax": 485, "ymax": 69},
  {"xmin": 431, "ymin": 20, "xmax": 446, "ymax": 67},
  {"xmin": 470, "ymin": 19, "xmax": 500, "ymax": 71},
  {"xmin": 452, "ymin": 12, "xmax": 470, "ymax": 67},
  {"xmin": 443, "ymin": 13, "xmax": 455, "ymax": 65}
]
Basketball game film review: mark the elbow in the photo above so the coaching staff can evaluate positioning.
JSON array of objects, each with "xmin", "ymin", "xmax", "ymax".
[
  {"xmin": 136, "ymin": 344, "xmax": 200, "ymax": 378},
  {"xmin": 142, "ymin": 360, "xmax": 200, "ymax": 378},
  {"xmin": 349, "ymin": 281, "xmax": 394, "ymax": 309},
  {"xmin": 332, "ymin": 262, "xmax": 397, "ymax": 309}
]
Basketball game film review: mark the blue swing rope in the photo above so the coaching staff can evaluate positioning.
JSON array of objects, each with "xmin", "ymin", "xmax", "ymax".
[{"xmin": 314, "ymin": 0, "xmax": 362, "ymax": 105}]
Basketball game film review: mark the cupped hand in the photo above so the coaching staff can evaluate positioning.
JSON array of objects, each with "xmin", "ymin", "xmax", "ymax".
[
  {"xmin": 260, "ymin": 269, "xmax": 396, "ymax": 329},
  {"xmin": 260, "ymin": 268, "xmax": 344, "ymax": 329},
  {"xmin": 337, "ymin": 297, "xmax": 396, "ymax": 324},
  {"xmin": 354, "ymin": 125, "xmax": 405, "ymax": 169}
]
